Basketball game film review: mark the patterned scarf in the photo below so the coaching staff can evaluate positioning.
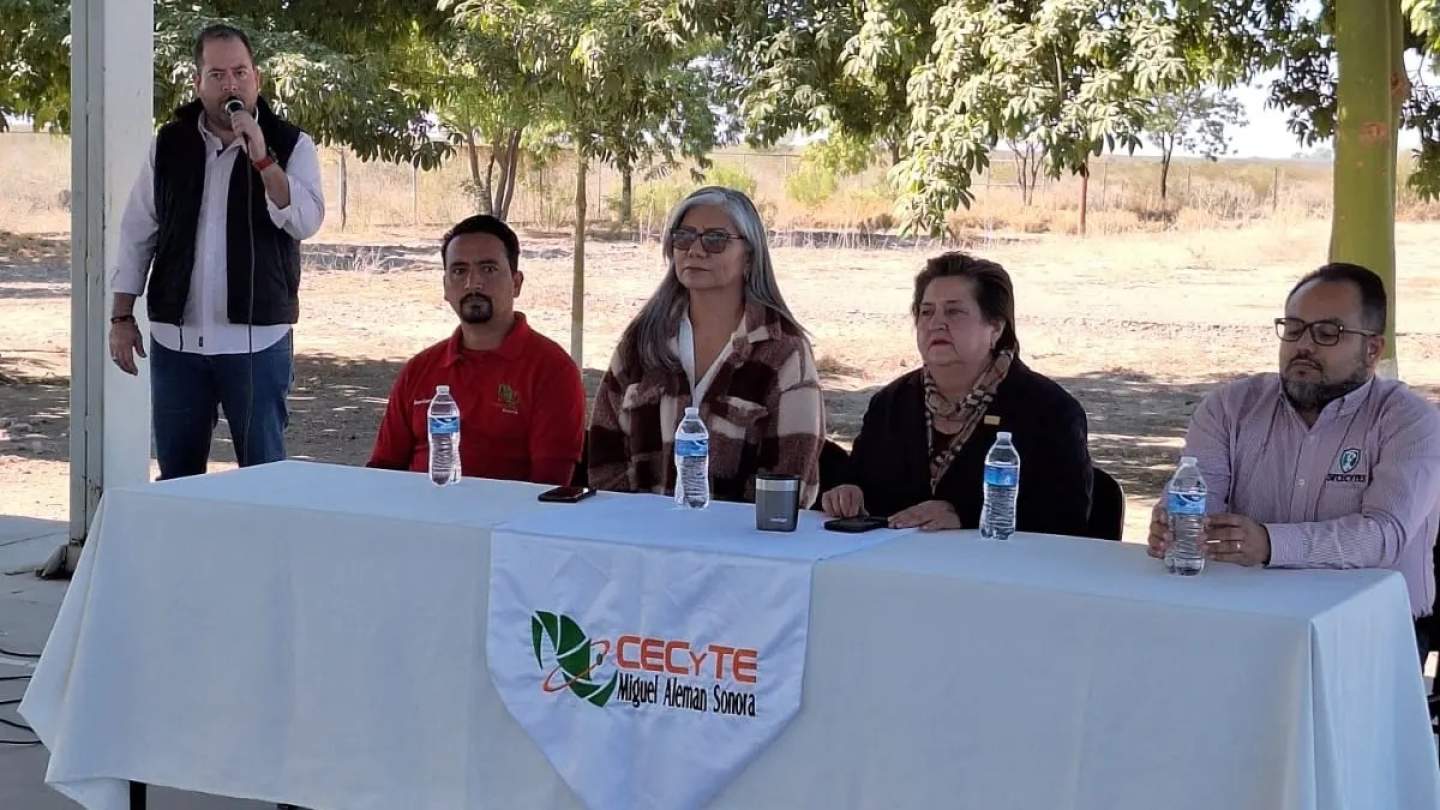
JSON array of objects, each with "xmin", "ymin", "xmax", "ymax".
[{"xmin": 923, "ymin": 349, "xmax": 1014, "ymax": 493}]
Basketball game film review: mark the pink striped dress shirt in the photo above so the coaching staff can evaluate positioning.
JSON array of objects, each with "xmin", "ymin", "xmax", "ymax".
[{"xmin": 1184, "ymin": 373, "xmax": 1440, "ymax": 616}]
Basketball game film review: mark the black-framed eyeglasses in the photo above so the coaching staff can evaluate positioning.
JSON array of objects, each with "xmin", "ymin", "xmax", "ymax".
[
  {"xmin": 671, "ymin": 227, "xmax": 744, "ymax": 254},
  {"xmin": 1274, "ymin": 317, "xmax": 1379, "ymax": 346}
]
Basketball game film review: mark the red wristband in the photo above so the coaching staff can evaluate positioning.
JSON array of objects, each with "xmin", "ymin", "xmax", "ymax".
[{"xmin": 252, "ymin": 154, "xmax": 276, "ymax": 172}]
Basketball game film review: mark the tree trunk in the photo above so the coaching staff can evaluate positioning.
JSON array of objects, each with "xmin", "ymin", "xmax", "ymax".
[
  {"xmin": 1012, "ymin": 145, "xmax": 1029, "ymax": 206},
  {"xmin": 465, "ymin": 131, "xmax": 491, "ymax": 216},
  {"xmin": 498, "ymin": 129, "xmax": 522, "ymax": 221},
  {"xmin": 483, "ymin": 141, "xmax": 499, "ymax": 215},
  {"xmin": 888, "ymin": 139, "xmax": 902, "ymax": 167},
  {"xmin": 571, "ymin": 153, "xmax": 588, "ymax": 365},
  {"xmin": 1331, "ymin": 0, "xmax": 1405, "ymax": 375},
  {"xmin": 1026, "ymin": 149, "xmax": 1042, "ymax": 206},
  {"xmin": 337, "ymin": 150, "xmax": 348, "ymax": 231},
  {"xmin": 1160, "ymin": 149, "xmax": 1172, "ymax": 201},
  {"xmin": 1078, "ymin": 166, "xmax": 1089, "ymax": 236},
  {"xmin": 620, "ymin": 166, "xmax": 634, "ymax": 226}
]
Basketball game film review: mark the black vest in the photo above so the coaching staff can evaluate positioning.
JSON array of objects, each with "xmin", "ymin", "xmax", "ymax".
[{"xmin": 148, "ymin": 97, "xmax": 304, "ymax": 326}]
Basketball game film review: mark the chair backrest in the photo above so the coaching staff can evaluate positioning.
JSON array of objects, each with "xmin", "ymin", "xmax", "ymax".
[
  {"xmin": 809, "ymin": 439, "xmax": 851, "ymax": 510},
  {"xmin": 818, "ymin": 439, "xmax": 849, "ymax": 491},
  {"xmin": 571, "ymin": 433, "xmax": 589, "ymax": 488},
  {"xmin": 1086, "ymin": 467, "xmax": 1125, "ymax": 541},
  {"xmin": 1432, "ymin": 523, "xmax": 1439, "ymax": 617},
  {"xmin": 1419, "ymin": 524, "xmax": 1440, "ymax": 695}
]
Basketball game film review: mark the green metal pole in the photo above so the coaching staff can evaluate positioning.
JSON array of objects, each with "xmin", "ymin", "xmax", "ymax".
[{"xmin": 1330, "ymin": 0, "xmax": 1405, "ymax": 376}]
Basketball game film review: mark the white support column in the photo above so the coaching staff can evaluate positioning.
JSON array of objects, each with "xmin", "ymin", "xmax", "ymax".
[{"xmin": 68, "ymin": 0, "xmax": 153, "ymax": 543}]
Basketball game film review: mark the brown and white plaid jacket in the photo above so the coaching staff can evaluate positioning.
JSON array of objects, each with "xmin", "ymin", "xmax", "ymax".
[{"xmin": 588, "ymin": 301, "xmax": 825, "ymax": 506}]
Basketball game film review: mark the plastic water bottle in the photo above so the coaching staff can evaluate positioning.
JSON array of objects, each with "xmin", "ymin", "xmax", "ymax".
[
  {"xmin": 979, "ymin": 432, "xmax": 1020, "ymax": 540},
  {"xmin": 428, "ymin": 385, "xmax": 461, "ymax": 487},
  {"xmin": 674, "ymin": 406, "xmax": 710, "ymax": 509},
  {"xmin": 1164, "ymin": 456, "xmax": 1207, "ymax": 576}
]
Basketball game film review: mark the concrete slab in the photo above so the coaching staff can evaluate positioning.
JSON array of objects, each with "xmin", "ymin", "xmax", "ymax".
[
  {"xmin": 0, "ymin": 517, "xmax": 67, "ymax": 545},
  {"xmin": 0, "ymin": 517, "xmax": 272, "ymax": 809}
]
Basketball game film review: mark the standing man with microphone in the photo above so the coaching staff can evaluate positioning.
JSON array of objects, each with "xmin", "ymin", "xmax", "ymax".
[{"xmin": 109, "ymin": 23, "xmax": 325, "ymax": 479}]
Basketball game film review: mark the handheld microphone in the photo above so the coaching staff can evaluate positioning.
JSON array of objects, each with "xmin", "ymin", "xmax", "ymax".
[{"xmin": 223, "ymin": 96, "xmax": 249, "ymax": 155}]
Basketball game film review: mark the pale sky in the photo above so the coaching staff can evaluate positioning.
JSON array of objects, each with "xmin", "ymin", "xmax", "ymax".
[{"xmin": 1179, "ymin": 56, "xmax": 1430, "ymax": 160}]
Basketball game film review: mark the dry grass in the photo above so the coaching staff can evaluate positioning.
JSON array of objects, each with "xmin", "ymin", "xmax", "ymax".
[
  {"xmin": 0, "ymin": 134, "xmax": 71, "ymax": 232},
  {"xmin": 12, "ymin": 132, "xmax": 1437, "ymax": 240}
]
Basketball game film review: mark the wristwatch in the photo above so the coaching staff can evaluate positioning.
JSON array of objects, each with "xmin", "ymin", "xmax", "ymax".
[{"xmin": 109, "ymin": 314, "xmax": 136, "ymax": 324}]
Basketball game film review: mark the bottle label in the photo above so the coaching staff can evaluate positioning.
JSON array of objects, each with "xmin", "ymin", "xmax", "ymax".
[
  {"xmin": 984, "ymin": 464, "xmax": 1018, "ymax": 487},
  {"xmin": 429, "ymin": 415, "xmax": 459, "ymax": 435},
  {"xmin": 1168, "ymin": 492, "xmax": 1206, "ymax": 516},
  {"xmin": 675, "ymin": 438, "xmax": 708, "ymax": 458}
]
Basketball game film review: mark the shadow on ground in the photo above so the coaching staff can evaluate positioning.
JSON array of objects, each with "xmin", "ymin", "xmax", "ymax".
[
  {"xmin": 0, "ymin": 349, "xmax": 1285, "ymax": 520},
  {"xmin": 0, "ymin": 232, "xmax": 68, "ymax": 284},
  {"xmin": 0, "ymin": 354, "xmax": 608, "ymax": 470}
]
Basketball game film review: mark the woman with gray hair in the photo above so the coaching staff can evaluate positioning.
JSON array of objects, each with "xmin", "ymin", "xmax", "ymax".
[{"xmin": 588, "ymin": 186, "xmax": 825, "ymax": 506}]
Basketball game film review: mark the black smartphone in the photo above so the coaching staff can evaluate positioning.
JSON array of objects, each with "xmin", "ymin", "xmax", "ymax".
[
  {"xmin": 824, "ymin": 515, "xmax": 889, "ymax": 533},
  {"xmin": 537, "ymin": 485, "xmax": 597, "ymax": 504}
]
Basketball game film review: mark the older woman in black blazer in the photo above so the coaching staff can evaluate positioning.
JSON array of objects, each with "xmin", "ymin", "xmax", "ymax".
[{"xmin": 822, "ymin": 252, "xmax": 1093, "ymax": 535}]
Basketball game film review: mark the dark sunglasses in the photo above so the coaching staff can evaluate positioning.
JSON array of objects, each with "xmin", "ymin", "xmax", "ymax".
[
  {"xmin": 1274, "ymin": 317, "xmax": 1378, "ymax": 347},
  {"xmin": 671, "ymin": 227, "xmax": 745, "ymax": 254}
]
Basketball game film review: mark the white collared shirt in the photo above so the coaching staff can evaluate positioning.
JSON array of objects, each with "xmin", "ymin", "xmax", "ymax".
[
  {"xmin": 110, "ymin": 114, "xmax": 326, "ymax": 355},
  {"xmin": 676, "ymin": 308, "xmax": 744, "ymax": 405}
]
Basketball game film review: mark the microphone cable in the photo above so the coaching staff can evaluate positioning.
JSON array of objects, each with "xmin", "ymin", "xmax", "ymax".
[
  {"xmin": 0, "ymin": 673, "xmax": 37, "ymax": 746},
  {"xmin": 226, "ymin": 96, "xmax": 257, "ymax": 464}
]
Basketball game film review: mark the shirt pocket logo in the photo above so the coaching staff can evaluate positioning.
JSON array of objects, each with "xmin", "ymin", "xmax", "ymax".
[
  {"xmin": 1326, "ymin": 447, "xmax": 1367, "ymax": 484},
  {"xmin": 497, "ymin": 383, "xmax": 520, "ymax": 415},
  {"xmin": 1339, "ymin": 448, "xmax": 1361, "ymax": 474}
]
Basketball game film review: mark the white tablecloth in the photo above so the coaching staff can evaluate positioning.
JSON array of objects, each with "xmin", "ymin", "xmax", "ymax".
[{"xmin": 21, "ymin": 461, "xmax": 1440, "ymax": 809}]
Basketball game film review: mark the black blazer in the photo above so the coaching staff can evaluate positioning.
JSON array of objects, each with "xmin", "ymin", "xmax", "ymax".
[{"xmin": 842, "ymin": 359, "xmax": 1093, "ymax": 536}]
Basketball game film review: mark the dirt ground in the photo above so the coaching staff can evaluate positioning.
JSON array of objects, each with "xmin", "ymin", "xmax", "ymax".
[{"xmin": 5, "ymin": 219, "xmax": 1440, "ymax": 541}]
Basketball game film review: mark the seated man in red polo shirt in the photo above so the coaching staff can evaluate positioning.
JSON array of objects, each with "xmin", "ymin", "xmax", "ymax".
[{"xmin": 367, "ymin": 215, "xmax": 585, "ymax": 485}]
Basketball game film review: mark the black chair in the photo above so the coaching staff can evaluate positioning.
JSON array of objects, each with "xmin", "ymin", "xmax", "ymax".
[
  {"xmin": 813, "ymin": 439, "xmax": 851, "ymax": 510},
  {"xmin": 1417, "ymin": 525, "xmax": 1440, "ymax": 739},
  {"xmin": 1085, "ymin": 467, "xmax": 1125, "ymax": 541},
  {"xmin": 571, "ymin": 433, "xmax": 590, "ymax": 488}
]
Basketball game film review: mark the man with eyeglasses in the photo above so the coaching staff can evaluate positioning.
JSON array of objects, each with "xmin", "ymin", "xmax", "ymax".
[
  {"xmin": 1148, "ymin": 263, "xmax": 1440, "ymax": 640},
  {"xmin": 367, "ymin": 215, "xmax": 585, "ymax": 485}
]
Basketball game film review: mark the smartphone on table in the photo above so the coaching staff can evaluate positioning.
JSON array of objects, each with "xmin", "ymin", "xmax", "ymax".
[
  {"xmin": 823, "ymin": 515, "xmax": 889, "ymax": 533},
  {"xmin": 537, "ymin": 485, "xmax": 597, "ymax": 504}
]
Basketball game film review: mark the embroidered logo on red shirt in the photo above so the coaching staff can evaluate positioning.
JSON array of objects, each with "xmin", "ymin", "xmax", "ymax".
[{"xmin": 498, "ymin": 383, "xmax": 520, "ymax": 415}]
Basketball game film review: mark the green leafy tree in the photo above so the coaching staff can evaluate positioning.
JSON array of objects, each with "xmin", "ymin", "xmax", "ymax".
[
  {"xmin": 423, "ymin": 25, "xmax": 561, "ymax": 220},
  {"xmin": 1145, "ymin": 87, "xmax": 1246, "ymax": 200},
  {"xmin": 595, "ymin": 58, "xmax": 737, "ymax": 226},
  {"xmin": 894, "ymin": 0, "xmax": 1190, "ymax": 233},
  {"xmin": 2, "ymin": 0, "xmax": 451, "ymax": 167},
  {"xmin": 701, "ymin": 0, "xmax": 938, "ymax": 164},
  {"xmin": 450, "ymin": 0, "xmax": 731, "ymax": 363},
  {"xmin": 0, "ymin": 0, "xmax": 71, "ymax": 131}
]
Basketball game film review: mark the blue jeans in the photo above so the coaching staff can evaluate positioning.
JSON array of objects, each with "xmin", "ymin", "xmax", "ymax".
[{"xmin": 150, "ymin": 332, "xmax": 293, "ymax": 480}]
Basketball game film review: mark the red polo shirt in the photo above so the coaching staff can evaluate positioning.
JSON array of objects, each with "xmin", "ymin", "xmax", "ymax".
[{"xmin": 367, "ymin": 314, "xmax": 585, "ymax": 485}]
